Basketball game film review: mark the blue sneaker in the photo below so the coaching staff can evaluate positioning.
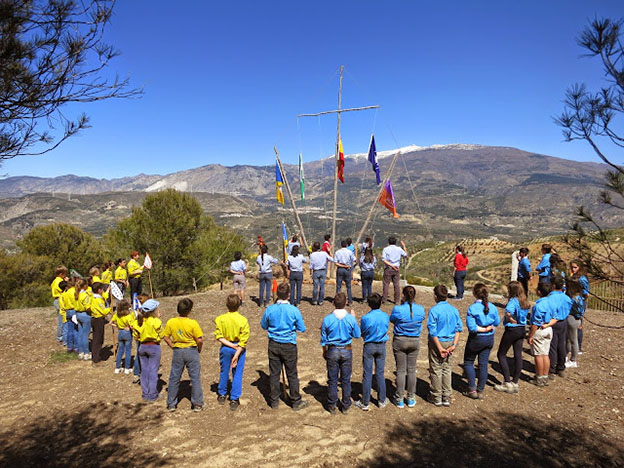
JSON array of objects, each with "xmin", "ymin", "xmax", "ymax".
[
  {"xmin": 407, "ymin": 398, "xmax": 416, "ymax": 408},
  {"xmin": 394, "ymin": 398, "xmax": 404, "ymax": 409}
]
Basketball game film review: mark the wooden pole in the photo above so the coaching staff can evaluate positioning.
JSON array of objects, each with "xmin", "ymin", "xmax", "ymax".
[
  {"xmin": 354, "ymin": 150, "xmax": 403, "ymax": 248},
  {"xmin": 330, "ymin": 65, "xmax": 344, "ymax": 278},
  {"xmin": 274, "ymin": 146, "xmax": 310, "ymax": 253},
  {"xmin": 147, "ymin": 270, "xmax": 154, "ymax": 298}
]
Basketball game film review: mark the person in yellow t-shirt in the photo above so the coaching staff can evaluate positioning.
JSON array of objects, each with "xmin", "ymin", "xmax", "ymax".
[
  {"xmin": 163, "ymin": 298, "xmax": 204, "ymax": 412},
  {"xmin": 51, "ymin": 266, "xmax": 69, "ymax": 343},
  {"xmin": 127, "ymin": 250, "xmax": 144, "ymax": 300},
  {"xmin": 89, "ymin": 266, "xmax": 102, "ymax": 284},
  {"xmin": 110, "ymin": 299, "xmax": 135, "ymax": 374},
  {"xmin": 90, "ymin": 282, "xmax": 111, "ymax": 365},
  {"xmin": 74, "ymin": 279, "xmax": 93, "ymax": 361},
  {"xmin": 62, "ymin": 279, "xmax": 78, "ymax": 353},
  {"xmin": 131, "ymin": 293, "xmax": 151, "ymax": 384},
  {"xmin": 114, "ymin": 258, "xmax": 129, "ymax": 297},
  {"xmin": 57, "ymin": 279, "xmax": 69, "ymax": 346},
  {"xmin": 214, "ymin": 294, "xmax": 250, "ymax": 411},
  {"xmin": 134, "ymin": 299, "xmax": 164, "ymax": 402},
  {"xmin": 100, "ymin": 262, "xmax": 113, "ymax": 285}
]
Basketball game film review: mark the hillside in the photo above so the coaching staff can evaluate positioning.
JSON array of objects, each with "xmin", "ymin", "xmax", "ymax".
[{"xmin": 0, "ymin": 144, "xmax": 621, "ymax": 250}]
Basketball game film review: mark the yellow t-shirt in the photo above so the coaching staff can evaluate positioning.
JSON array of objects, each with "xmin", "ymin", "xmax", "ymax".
[
  {"xmin": 127, "ymin": 259, "xmax": 143, "ymax": 278},
  {"xmin": 164, "ymin": 317, "xmax": 203, "ymax": 348},
  {"xmin": 101, "ymin": 270, "xmax": 112, "ymax": 284},
  {"xmin": 58, "ymin": 294, "xmax": 67, "ymax": 322},
  {"xmin": 111, "ymin": 312, "xmax": 135, "ymax": 330},
  {"xmin": 91, "ymin": 275, "xmax": 102, "ymax": 284},
  {"xmin": 61, "ymin": 288, "xmax": 77, "ymax": 311},
  {"xmin": 51, "ymin": 277, "xmax": 64, "ymax": 298},
  {"xmin": 74, "ymin": 290, "xmax": 91, "ymax": 312},
  {"xmin": 134, "ymin": 316, "xmax": 164, "ymax": 343},
  {"xmin": 214, "ymin": 311, "xmax": 250, "ymax": 348},
  {"xmin": 90, "ymin": 294, "xmax": 111, "ymax": 319},
  {"xmin": 114, "ymin": 266, "xmax": 128, "ymax": 282}
]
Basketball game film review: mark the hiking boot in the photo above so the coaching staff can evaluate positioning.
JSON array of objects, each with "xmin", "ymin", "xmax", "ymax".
[
  {"xmin": 354, "ymin": 400, "xmax": 370, "ymax": 411},
  {"xmin": 192, "ymin": 405, "xmax": 204, "ymax": 413},
  {"xmin": 548, "ymin": 373, "xmax": 557, "ymax": 381},
  {"xmin": 493, "ymin": 382, "xmax": 514, "ymax": 393},
  {"xmin": 167, "ymin": 406, "xmax": 176, "ymax": 413},
  {"xmin": 132, "ymin": 376, "xmax": 141, "ymax": 384},
  {"xmin": 557, "ymin": 370, "xmax": 566, "ymax": 378},
  {"xmin": 217, "ymin": 394, "xmax": 227, "ymax": 405},
  {"xmin": 427, "ymin": 393, "xmax": 442, "ymax": 406},
  {"xmin": 340, "ymin": 405, "xmax": 350, "ymax": 414},
  {"xmin": 229, "ymin": 399, "xmax": 240, "ymax": 411},
  {"xmin": 293, "ymin": 400, "xmax": 309, "ymax": 411},
  {"xmin": 530, "ymin": 378, "xmax": 544, "ymax": 387},
  {"xmin": 328, "ymin": 405, "xmax": 337, "ymax": 415}
]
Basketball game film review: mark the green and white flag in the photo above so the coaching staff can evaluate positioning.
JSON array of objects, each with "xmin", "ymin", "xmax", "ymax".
[{"xmin": 299, "ymin": 152, "xmax": 305, "ymax": 201}]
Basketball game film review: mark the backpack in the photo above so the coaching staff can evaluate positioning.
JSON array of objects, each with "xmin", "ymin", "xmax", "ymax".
[{"xmin": 570, "ymin": 297, "xmax": 584, "ymax": 320}]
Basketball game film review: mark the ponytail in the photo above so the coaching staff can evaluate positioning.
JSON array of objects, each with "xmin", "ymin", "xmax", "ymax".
[
  {"xmin": 473, "ymin": 283, "xmax": 489, "ymax": 315},
  {"xmin": 402, "ymin": 285, "xmax": 416, "ymax": 318},
  {"xmin": 260, "ymin": 244, "xmax": 268, "ymax": 264}
]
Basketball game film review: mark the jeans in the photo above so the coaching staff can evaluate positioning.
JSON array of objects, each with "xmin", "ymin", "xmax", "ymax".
[
  {"xmin": 91, "ymin": 316, "xmax": 106, "ymax": 363},
  {"xmin": 65, "ymin": 309, "xmax": 77, "ymax": 350},
  {"xmin": 361, "ymin": 270, "xmax": 374, "ymax": 300},
  {"xmin": 454, "ymin": 270, "xmax": 466, "ymax": 298},
  {"xmin": 259, "ymin": 272, "xmax": 273, "ymax": 305},
  {"xmin": 326, "ymin": 346, "xmax": 353, "ymax": 409},
  {"xmin": 312, "ymin": 269, "xmax": 326, "ymax": 304},
  {"xmin": 566, "ymin": 315, "xmax": 581, "ymax": 362},
  {"xmin": 75, "ymin": 312, "xmax": 91, "ymax": 355},
  {"xmin": 268, "ymin": 340, "xmax": 302, "ymax": 406},
  {"xmin": 428, "ymin": 338, "xmax": 454, "ymax": 401},
  {"xmin": 392, "ymin": 335, "xmax": 420, "ymax": 399},
  {"xmin": 289, "ymin": 271, "xmax": 303, "ymax": 305},
  {"xmin": 167, "ymin": 347, "xmax": 204, "ymax": 408},
  {"xmin": 133, "ymin": 340, "xmax": 141, "ymax": 376},
  {"xmin": 218, "ymin": 345, "xmax": 246, "ymax": 400},
  {"xmin": 116, "ymin": 329, "xmax": 133, "ymax": 369},
  {"xmin": 497, "ymin": 326, "xmax": 524, "ymax": 383},
  {"xmin": 335, "ymin": 267, "xmax": 352, "ymax": 304},
  {"xmin": 549, "ymin": 319, "xmax": 568, "ymax": 373},
  {"xmin": 361, "ymin": 342, "xmax": 386, "ymax": 405},
  {"xmin": 139, "ymin": 344, "xmax": 161, "ymax": 401},
  {"xmin": 463, "ymin": 334, "xmax": 494, "ymax": 392},
  {"xmin": 55, "ymin": 299, "xmax": 63, "ymax": 342},
  {"xmin": 382, "ymin": 267, "xmax": 401, "ymax": 304}
]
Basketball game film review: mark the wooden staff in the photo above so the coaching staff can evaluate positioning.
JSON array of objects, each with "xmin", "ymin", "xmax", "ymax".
[{"xmin": 148, "ymin": 270, "xmax": 154, "ymax": 299}]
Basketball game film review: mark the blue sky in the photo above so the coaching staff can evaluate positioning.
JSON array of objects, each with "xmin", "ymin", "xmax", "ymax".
[{"xmin": 6, "ymin": 0, "xmax": 624, "ymax": 179}]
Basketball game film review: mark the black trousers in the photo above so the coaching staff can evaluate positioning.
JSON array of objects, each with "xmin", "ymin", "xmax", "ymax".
[
  {"xmin": 518, "ymin": 277, "xmax": 529, "ymax": 296},
  {"xmin": 497, "ymin": 326, "xmax": 525, "ymax": 383},
  {"xmin": 549, "ymin": 319, "xmax": 568, "ymax": 373},
  {"xmin": 268, "ymin": 339, "xmax": 301, "ymax": 406},
  {"xmin": 129, "ymin": 277, "xmax": 142, "ymax": 298},
  {"xmin": 91, "ymin": 317, "xmax": 106, "ymax": 363}
]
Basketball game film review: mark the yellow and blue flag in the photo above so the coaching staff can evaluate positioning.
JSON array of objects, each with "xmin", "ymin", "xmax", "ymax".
[
  {"xmin": 275, "ymin": 162, "xmax": 284, "ymax": 205},
  {"xmin": 281, "ymin": 222, "xmax": 288, "ymax": 248}
]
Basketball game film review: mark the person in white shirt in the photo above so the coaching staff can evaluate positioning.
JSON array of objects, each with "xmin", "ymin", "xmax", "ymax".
[
  {"xmin": 229, "ymin": 251, "xmax": 249, "ymax": 304},
  {"xmin": 285, "ymin": 245, "xmax": 308, "ymax": 306},
  {"xmin": 381, "ymin": 237, "xmax": 408, "ymax": 304},
  {"xmin": 334, "ymin": 240, "xmax": 356, "ymax": 306},
  {"xmin": 309, "ymin": 242, "xmax": 335, "ymax": 305},
  {"xmin": 256, "ymin": 244, "xmax": 279, "ymax": 307}
]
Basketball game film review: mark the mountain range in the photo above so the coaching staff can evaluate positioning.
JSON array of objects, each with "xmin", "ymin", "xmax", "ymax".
[{"xmin": 0, "ymin": 144, "xmax": 620, "ymax": 250}]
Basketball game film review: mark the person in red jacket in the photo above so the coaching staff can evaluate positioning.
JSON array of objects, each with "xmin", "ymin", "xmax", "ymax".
[{"xmin": 453, "ymin": 246, "xmax": 469, "ymax": 300}]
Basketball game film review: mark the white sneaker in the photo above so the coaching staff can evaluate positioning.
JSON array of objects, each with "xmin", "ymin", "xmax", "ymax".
[
  {"xmin": 565, "ymin": 360, "xmax": 578, "ymax": 368},
  {"xmin": 114, "ymin": 368, "xmax": 122, "ymax": 374},
  {"xmin": 87, "ymin": 353, "xmax": 92, "ymax": 360},
  {"xmin": 124, "ymin": 368, "xmax": 132, "ymax": 374},
  {"xmin": 78, "ymin": 353, "xmax": 84, "ymax": 360}
]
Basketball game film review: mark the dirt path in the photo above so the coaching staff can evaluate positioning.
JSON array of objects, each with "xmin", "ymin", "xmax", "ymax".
[{"xmin": 0, "ymin": 279, "xmax": 622, "ymax": 468}]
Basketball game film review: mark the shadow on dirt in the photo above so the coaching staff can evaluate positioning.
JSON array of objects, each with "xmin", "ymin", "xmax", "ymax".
[
  {"xmin": 0, "ymin": 402, "xmax": 170, "ymax": 468},
  {"xmin": 360, "ymin": 411, "xmax": 624, "ymax": 468}
]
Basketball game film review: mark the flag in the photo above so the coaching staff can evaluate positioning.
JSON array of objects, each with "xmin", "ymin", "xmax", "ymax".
[
  {"xmin": 299, "ymin": 153, "xmax": 305, "ymax": 201},
  {"xmin": 133, "ymin": 293, "xmax": 141, "ymax": 311},
  {"xmin": 110, "ymin": 280, "xmax": 124, "ymax": 301},
  {"xmin": 281, "ymin": 222, "xmax": 288, "ymax": 248},
  {"xmin": 143, "ymin": 252, "xmax": 152, "ymax": 270},
  {"xmin": 368, "ymin": 134, "xmax": 381, "ymax": 185},
  {"xmin": 275, "ymin": 162, "xmax": 284, "ymax": 205},
  {"xmin": 337, "ymin": 138, "xmax": 345, "ymax": 183},
  {"xmin": 378, "ymin": 179, "xmax": 400, "ymax": 218}
]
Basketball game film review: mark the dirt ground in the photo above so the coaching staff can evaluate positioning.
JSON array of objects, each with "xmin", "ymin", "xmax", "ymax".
[{"xmin": 0, "ymin": 279, "xmax": 623, "ymax": 468}]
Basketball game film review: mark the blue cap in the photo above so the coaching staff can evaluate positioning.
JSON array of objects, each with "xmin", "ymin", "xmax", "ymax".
[{"xmin": 142, "ymin": 299, "xmax": 160, "ymax": 313}]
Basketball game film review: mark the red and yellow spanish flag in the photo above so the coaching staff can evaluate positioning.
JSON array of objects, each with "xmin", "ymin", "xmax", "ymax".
[
  {"xmin": 378, "ymin": 179, "xmax": 400, "ymax": 218},
  {"xmin": 337, "ymin": 138, "xmax": 345, "ymax": 183}
]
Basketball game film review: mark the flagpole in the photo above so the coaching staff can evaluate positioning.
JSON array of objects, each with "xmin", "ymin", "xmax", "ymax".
[
  {"xmin": 355, "ymin": 150, "xmax": 402, "ymax": 248},
  {"xmin": 330, "ymin": 65, "xmax": 344, "ymax": 279},
  {"xmin": 274, "ymin": 146, "xmax": 309, "ymax": 253}
]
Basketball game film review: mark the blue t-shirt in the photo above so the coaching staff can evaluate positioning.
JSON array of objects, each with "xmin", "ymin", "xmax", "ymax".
[
  {"xmin": 427, "ymin": 301, "xmax": 463, "ymax": 342},
  {"xmin": 504, "ymin": 297, "xmax": 529, "ymax": 327},
  {"xmin": 320, "ymin": 310, "xmax": 361, "ymax": 346},
  {"xmin": 547, "ymin": 290, "xmax": 573, "ymax": 321},
  {"xmin": 260, "ymin": 301, "xmax": 306, "ymax": 344},
  {"xmin": 360, "ymin": 309, "xmax": 390, "ymax": 343},
  {"xmin": 530, "ymin": 297, "xmax": 554, "ymax": 326},
  {"xmin": 537, "ymin": 253, "xmax": 551, "ymax": 278},
  {"xmin": 390, "ymin": 302, "xmax": 426, "ymax": 337},
  {"xmin": 518, "ymin": 257, "xmax": 531, "ymax": 279},
  {"xmin": 466, "ymin": 301, "xmax": 500, "ymax": 335}
]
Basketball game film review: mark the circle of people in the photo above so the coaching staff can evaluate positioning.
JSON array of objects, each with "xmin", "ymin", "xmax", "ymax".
[{"xmin": 49, "ymin": 240, "xmax": 589, "ymax": 413}]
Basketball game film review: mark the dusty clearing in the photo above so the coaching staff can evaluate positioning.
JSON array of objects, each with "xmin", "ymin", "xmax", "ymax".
[{"xmin": 0, "ymin": 279, "xmax": 623, "ymax": 468}]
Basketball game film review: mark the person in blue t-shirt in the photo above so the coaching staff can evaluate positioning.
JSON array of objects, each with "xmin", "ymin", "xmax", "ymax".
[
  {"xmin": 321, "ymin": 292, "xmax": 361, "ymax": 414},
  {"xmin": 463, "ymin": 283, "xmax": 500, "ymax": 399},
  {"xmin": 389, "ymin": 285, "xmax": 425, "ymax": 408},
  {"xmin": 354, "ymin": 293, "xmax": 389, "ymax": 411},
  {"xmin": 570, "ymin": 260, "xmax": 589, "ymax": 353},
  {"xmin": 536, "ymin": 244, "xmax": 552, "ymax": 285},
  {"xmin": 426, "ymin": 284, "xmax": 462, "ymax": 407},
  {"xmin": 547, "ymin": 276, "xmax": 573, "ymax": 379},
  {"xmin": 260, "ymin": 282, "xmax": 309, "ymax": 411},
  {"xmin": 565, "ymin": 279, "xmax": 585, "ymax": 368},
  {"xmin": 517, "ymin": 247, "xmax": 531, "ymax": 295},
  {"xmin": 494, "ymin": 281, "xmax": 530, "ymax": 394},
  {"xmin": 528, "ymin": 282, "xmax": 558, "ymax": 387}
]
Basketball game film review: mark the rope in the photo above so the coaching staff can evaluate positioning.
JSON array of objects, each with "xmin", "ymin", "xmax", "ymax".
[{"xmin": 581, "ymin": 291, "xmax": 624, "ymax": 329}]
